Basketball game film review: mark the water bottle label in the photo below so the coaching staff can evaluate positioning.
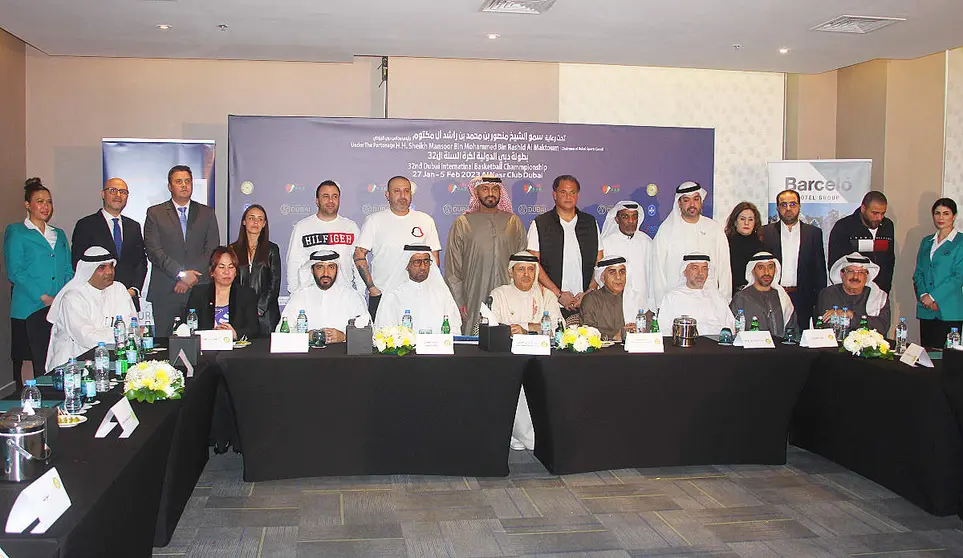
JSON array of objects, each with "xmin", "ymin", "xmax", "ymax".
[
  {"xmin": 84, "ymin": 380, "xmax": 96, "ymax": 397},
  {"xmin": 143, "ymin": 337, "xmax": 154, "ymax": 350}
]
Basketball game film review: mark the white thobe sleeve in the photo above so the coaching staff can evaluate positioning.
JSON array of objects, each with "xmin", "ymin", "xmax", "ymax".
[
  {"xmin": 63, "ymin": 292, "xmax": 113, "ymax": 350},
  {"xmin": 715, "ymin": 229, "xmax": 732, "ymax": 301},
  {"xmin": 652, "ymin": 233, "xmax": 670, "ymax": 307},
  {"xmin": 278, "ymin": 290, "xmax": 305, "ymax": 331},
  {"xmin": 374, "ymin": 292, "xmax": 401, "ymax": 330},
  {"xmin": 526, "ymin": 221, "xmax": 540, "ymax": 252},
  {"xmin": 285, "ymin": 222, "xmax": 306, "ymax": 294}
]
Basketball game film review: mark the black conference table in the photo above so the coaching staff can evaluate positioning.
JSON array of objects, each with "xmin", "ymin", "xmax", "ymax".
[
  {"xmin": 524, "ymin": 339, "xmax": 817, "ymax": 474},
  {"xmin": 791, "ymin": 349, "xmax": 963, "ymax": 517},
  {"xmin": 213, "ymin": 341, "xmax": 527, "ymax": 481}
]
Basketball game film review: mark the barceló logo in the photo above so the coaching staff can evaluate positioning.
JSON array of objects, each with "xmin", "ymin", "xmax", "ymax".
[{"xmin": 411, "ymin": 226, "xmax": 425, "ymax": 238}]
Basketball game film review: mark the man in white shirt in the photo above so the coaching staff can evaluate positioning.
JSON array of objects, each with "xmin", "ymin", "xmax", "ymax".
[
  {"xmin": 374, "ymin": 245, "xmax": 462, "ymax": 335},
  {"xmin": 600, "ymin": 200, "xmax": 653, "ymax": 313},
  {"xmin": 355, "ymin": 176, "xmax": 441, "ymax": 318},
  {"xmin": 652, "ymin": 182, "xmax": 731, "ymax": 304},
  {"xmin": 286, "ymin": 180, "xmax": 364, "ymax": 297},
  {"xmin": 278, "ymin": 250, "xmax": 367, "ymax": 344},
  {"xmin": 658, "ymin": 254, "xmax": 735, "ymax": 336}
]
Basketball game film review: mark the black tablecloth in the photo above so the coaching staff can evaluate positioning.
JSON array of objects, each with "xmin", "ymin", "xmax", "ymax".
[
  {"xmin": 214, "ymin": 342, "xmax": 526, "ymax": 481},
  {"xmin": 791, "ymin": 351, "xmax": 963, "ymax": 516},
  {"xmin": 526, "ymin": 340, "xmax": 815, "ymax": 474}
]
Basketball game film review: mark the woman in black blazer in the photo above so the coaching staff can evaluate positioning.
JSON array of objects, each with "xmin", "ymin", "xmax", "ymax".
[
  {"xmin": 184, "ymin": 246, "xmax": 260, "ymax": 340},
  {"xmin": 229, "ymin": 204, "xmax": 281, "ymax": 336}
]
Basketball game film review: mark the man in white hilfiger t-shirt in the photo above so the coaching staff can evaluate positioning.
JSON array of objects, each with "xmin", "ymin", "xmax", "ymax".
[
  {"xmin": 286, "ymin": 180, "xmax": 365, "ymax": 297},
  {"xmin": 355, "ymin": 175, "xmax": 442, "ymax": 318}
]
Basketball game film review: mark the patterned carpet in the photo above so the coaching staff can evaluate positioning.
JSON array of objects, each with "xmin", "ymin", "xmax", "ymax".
[{"xmin": 152, "ymin": 446, "xmax": 963, "ymax": 557}]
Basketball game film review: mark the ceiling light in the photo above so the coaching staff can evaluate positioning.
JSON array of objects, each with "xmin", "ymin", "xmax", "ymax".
[
  {"xmin": 779, "ymin": 47, "xmax": 790, "ymax": 54},
  {"xmin": 487, "ymin": 33, "xmax": 500, "ymax": 40},
  {"xmin": 217, "ymin": 24, "xmax": 229, "ymax": 31},
  {"xmin": 156, "ymin": 24, "xmax": 172, "ymax": 30}
]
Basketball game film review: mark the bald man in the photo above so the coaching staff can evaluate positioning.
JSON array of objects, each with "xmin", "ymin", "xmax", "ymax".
[{"xmin": 71, "ymin": 177, "xmax": 148, "ymax": 308}]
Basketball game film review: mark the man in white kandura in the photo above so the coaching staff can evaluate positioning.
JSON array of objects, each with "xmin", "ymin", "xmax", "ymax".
[
  {"xmin": 375, "ymin": 245, "xmax": 462, "ymax": 335},
  {"xmin": 652, "ymin": 182, "xmax": 731, "ymax": 303},
  {"xmin": 729, "ymin": 251, "xmax": 798, "ymax": 337},
  {"xmin": 46, "ymin": 246, "xmax": 136, "ymax": 371},
  {"xmin": 279, "ymin": 250, "xmax": 367, "ymax": 344},
  {"xmin": 657, "ymin": 254, "xmax": 735, "ymax": 336},
  {"xmin": 600, "ymin": 200, "xmax": 653, "ymax": 313}
]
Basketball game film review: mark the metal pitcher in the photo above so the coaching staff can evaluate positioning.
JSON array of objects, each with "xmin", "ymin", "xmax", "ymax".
[
  {"xmin": 672, "ymin": 315, "xmax": 699, "ymax": 347},
  {"xmin": 0, "ymin": 411, "xmax": 50, "ymax": 482}
]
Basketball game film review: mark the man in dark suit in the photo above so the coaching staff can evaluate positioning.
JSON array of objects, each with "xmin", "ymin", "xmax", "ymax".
[
  {"xmin": 761, "ymin": 189, "xmax": 827, "ymax": 329},
  {"xmin": 71, "ymin": 178, "xmax": 148, "ymax": 309},
  {"xmin": 144, "ymin": 165, "xmax": 220, "ymax": 336}
]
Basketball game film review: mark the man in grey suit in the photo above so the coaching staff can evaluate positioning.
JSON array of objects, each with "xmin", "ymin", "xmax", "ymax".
[{"xmin": 144, "ymin": 165, "xmax": 220, "ymax": 335}]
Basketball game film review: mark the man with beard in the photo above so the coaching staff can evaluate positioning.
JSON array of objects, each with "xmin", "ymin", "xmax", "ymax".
[
  {"xmin": 489, "ymin": 251, "xmax": 563, "ymax": 334},
  {"xmin": 375, "ymin": 245, "xmax": 462, "ymax": 334},
  {"xmin": 600, "ymin": 200, "xmax": 653, "ymax": 314},
  {"xmin": 580, "ymin": 256, "xmax": 636, "ymax": 340},
  {"xmin": 278, "ymin": 250, "xmax": 367, "ymax": 344},
  {"xmin": 729, "ymin": 251, "xmax": 797, "ymax": 337},
  {"xmin": 444, "ymin": 176, "xmax": 527, "ymax": 334},
  {"xmin": 816, "ymin": 253, "xmax": 891, "ymax": 333},
  {"xmin": 657, "ymin": 254, "xmax": 735, "ymax": 336},
  {"xmin": 828, "ymin": 191, "xmax": 895, "ymax": 293}
]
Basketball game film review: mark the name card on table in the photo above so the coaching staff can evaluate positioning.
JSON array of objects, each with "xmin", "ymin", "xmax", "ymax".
[
  {"xmin": 733, "ymin": 331, "xmax": 775, "ymax": 349},
  {"xmin": 270, "ymin": 332, "xmax": 309, "ymax": 353},
  {"xmin": 800, "ymin": 329, "xmax": 838, "ymax": 348},
  {"xmin": 197, "ymin": 329, "xmax": 233, "ymax": 351},
  {"xmin": 95, "ymin": 396, "xmax": 139, "ymax": 439},
  {"xmin": 624, "ymin": 333, "xmax": 664, "ymax": 353},
  {"xmin": 900, "ymin": 343, "xmax": 935, "ymax": 368},
  {"xmin": 5, "ymin": 467, "xmax": 71, "ymax": 534},
  {"xmin": 172, "ymin": 349, "xmax": 194, "ymax": 378},
  {"xmin": 415, "ymin": 334, "xmax": 454, "ymax": 355},
  {"xmin": 511, "ymin": 334, "xmax": 551, "ymax": 356}
]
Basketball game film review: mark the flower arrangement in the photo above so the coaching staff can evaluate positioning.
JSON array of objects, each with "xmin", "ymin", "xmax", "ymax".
[
  {"xmin": 374, "ymin": 326, "xmax": 416, "ymax": 356},
  {"xmin": 557, "ymin": 325, "xmax": 604, "ymax": 353},
  {"xmin": 841, "ymin": 328, "xmax": 893, "ymax": 360},
  {"xmin": 124, "ymin": 360, "xmax": 185, "ymax": 402}
]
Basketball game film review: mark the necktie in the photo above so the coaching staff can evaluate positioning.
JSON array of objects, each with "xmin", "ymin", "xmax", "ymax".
[
  {"xmin": 178, "ymin": 207, "xmax": 188, "ymax": 239},
  {"xmin": 112, "ymin": 218, "xmax": 123, "ymax": 258}
]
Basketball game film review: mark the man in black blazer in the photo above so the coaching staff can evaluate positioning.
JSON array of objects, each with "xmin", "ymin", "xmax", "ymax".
[
  {"xmin": 761, "ymin": 189, "xmax": 827, "ymax": 329},
  {"xmin": 71, "ymin": 178, "xmax": 147, "ymax": 309},
  {"xmin": 144, "ymin": 165, "xmax": 220, "ymax": 336}
]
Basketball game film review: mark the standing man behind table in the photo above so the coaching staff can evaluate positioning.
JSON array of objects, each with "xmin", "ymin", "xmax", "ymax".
[
  {"xmin": 527, "ymin": 175, "xmax": 602, "ymax": 318},
  {"xmin": 445, "ymin": 176, "xmax": 527, "ymax": 334},
  {"xmin": 761, "ymin": 189, "xmax": 826, "ymax": 328},
  {"xmin": 71, "ymin": 177, "xmax": 147, "ymax": 310},
  {"xmin": 828, "ymin": 191, "xmax": 895, "ymax": 293},
  {"xmin": 286, "ymin": 180, "xmax": 364, "ymax": 297},
  {"xmin": 355, "ymin": 176, "xmax": 441, "ymax": 319},
  {"xmin": 144, "ymin": 165, "xmax": 220, "ymax": 336}
]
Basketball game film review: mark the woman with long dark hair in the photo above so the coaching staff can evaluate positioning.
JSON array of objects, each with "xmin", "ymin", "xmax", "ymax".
[
  {"xmin": 913, "ymin": 197, "xmax": 963, "ymax": 347},
  {"xmin": 184, "ymin": 246, "xmax": 260, "ymax": 339},
  {"xmin": 724, "ymin": 201, "xmax": 765, "ymax": 294},
  {"xmin": 229, "ymin": 205, "xmax": 281, "ymax": 336},
  {"xmin": 4, "ymin": 178, "xmax": 72, "ymax": 388}
]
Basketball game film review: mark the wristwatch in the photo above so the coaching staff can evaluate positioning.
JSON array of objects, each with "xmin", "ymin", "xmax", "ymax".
[{"xmin": 177, "ymin": 271, "xmax": 187, "ymax": 280}]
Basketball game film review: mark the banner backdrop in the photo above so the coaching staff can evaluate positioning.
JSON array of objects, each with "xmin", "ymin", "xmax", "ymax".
[
  {"xmin": 228, "ymin": 116, "xmax": 715, "ymax": 295},
  {"xmin": 767, "ymin": 159, "xmax": 872, "ymax": 237}
]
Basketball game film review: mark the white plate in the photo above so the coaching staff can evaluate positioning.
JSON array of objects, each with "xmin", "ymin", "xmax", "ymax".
[{"xmin": 57, "ymin": 415, "xmax": 87, "ymax": 428}]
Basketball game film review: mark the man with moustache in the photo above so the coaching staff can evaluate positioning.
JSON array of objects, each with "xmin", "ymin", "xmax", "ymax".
[
  {"xmin": 374, "ymin": 245, "xmax": 462, "ymax": 334},
  {"xmin": 286, "ymin": 180, "xmax": 365, "ymax": 297},
  {"xmin": 71, "ymin": 177, "xmax": 148, "ymax": 308},
  {"xmin": 817, "ymin": 253, "xmax": 891, "ymax": 333},
  {"xmin": 444, "ymin": 176, "xmax": 527, "ymax": 333},
  {"xmin": 657, "ymin": 254, "xmax": 735, "ymax": 336},
  {"xmin": 828, "ymin": 191, "xmax": 896, "ymax": 293},
  {"xmin": 278, "ymin": 250, "xmax": 367, "ymax": 343},
  {"xmin": 580, "ymin": 256, "xmax": 637, "ymax": 340},
  {"xmin": 730, "ymin": 251, "xmax": 798, "ymax": 337}
]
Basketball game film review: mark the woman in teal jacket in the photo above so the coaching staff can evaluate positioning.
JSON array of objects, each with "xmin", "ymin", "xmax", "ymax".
[
  {"xmin": 914, "ymin": 197, "xmax": 963, "ymax": 347},
  {"xmin": 4, "ymin": 178, "xmax": 72, "ymax": 388}
]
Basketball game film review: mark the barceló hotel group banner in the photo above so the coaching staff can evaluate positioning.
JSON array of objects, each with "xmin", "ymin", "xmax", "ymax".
[{"xmin": 228, "ymin": 116, "xmax": 714, "ymax": 294}]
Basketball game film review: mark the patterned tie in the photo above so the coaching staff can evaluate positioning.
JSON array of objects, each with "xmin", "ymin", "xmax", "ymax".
[
  {"xmin": 112, "ymin": 218, "xmax": 122, "ymax": 258},
  {"xmin": 178, "ymin": 207, "xmax": 188, "ymax": 239}
]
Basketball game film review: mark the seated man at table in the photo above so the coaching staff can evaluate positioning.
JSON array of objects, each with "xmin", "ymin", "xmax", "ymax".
[
  {"xmin": 580, "ymin": 256, "xmax": 636, "ymax": 340},
  {"xmin": 816, "ymin": 252, "xmax": 891, "ymax": 333},
  {"xmin": 279, "ymin": 250, "xmax": 367, "ymax": 343},
  {"xmin": 375, "ymin": 245, "xmax": 463, "ymax": 334},
  {"xmin": 730, "ymin": 251, "xmax": 798, "ymax": 337},
  {"xmin": 490, "ymin": 251, "xmax": 563, "ymax": 334},
  {"xmin": 657, "ymin": 254, "xmax": 735, "ymax": 336},
  {"xmin": 46, "ymin": 246, "xmax": 136, "ymax": 371}
]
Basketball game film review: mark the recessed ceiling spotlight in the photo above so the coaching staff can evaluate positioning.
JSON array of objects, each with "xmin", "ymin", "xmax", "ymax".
[
  {"xmin": 779, "ymin": 47, "xmax": 790, "ymax": 54},
  {"xmin": 157, "ymin": 24, "xmax": 172, "ymax": 30},
  {"xmin": 217, "ymin": 24, "xmax": 229, "ymax": 31},
  {"xmin": 487, "ymin": 33, "xmax": 500, "ymax": 40},
  {"xmin": 732, "ymin": 43, "xmax": 742, "ymax": 50}
]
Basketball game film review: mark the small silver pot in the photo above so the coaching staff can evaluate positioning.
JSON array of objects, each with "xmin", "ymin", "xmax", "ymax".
[
  {"xmin": 0, "ymin": 411, "xmax": 50, "ymax": 482},
  {"xmin": 672, "ymin": 315, "xmax": 699, "ymax": 347}
]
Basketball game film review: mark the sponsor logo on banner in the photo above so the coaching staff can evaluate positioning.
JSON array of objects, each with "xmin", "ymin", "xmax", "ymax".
[
  {"xmin": 367, "ymin": 183, "xmax": 385, "ymax": 193},
  {"xmin": 240, "ymin": 181, "xmax": 254, "ymax": 195},
  {"xmin": 362, "ymin": 204, "xmax": 388, "ymax": 215},
  {"xmin": 443, "ymin": 204, "xmax": 469, "ymax": 215},
  {"xmin": 646, "ymin": 183, "xmax": 659, "ymax": 197},
  {"xmin": 522, "ymin": 183, "xmax": 542, "ymax": 194},
  {"xmin": 301, "ymin": 232, "xmax": 356, "ymax": 248},
  {"xmin": 601, "ymin": 184, "xmax": 620, "ymax": 194},
  {"xmin": 285, "ymin": 183, "xmax": 305, "ymax": 193},
  {"xmin": 278, "ymin": 204, "xmax": 314, "ymax": 216},
  {"xmin": 647, "ymin": 204, "xmax": 657, "ymax": 217},
  {"xmin": 447, "ymin": 184, "xmax": 467, "ymax": 194},
  {"xmin": 516, "ymin": 204, "xmax": 548, "ymax": 216}
]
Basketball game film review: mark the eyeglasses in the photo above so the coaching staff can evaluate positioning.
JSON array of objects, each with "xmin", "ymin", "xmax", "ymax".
[
  {"xmin": 409, "ymin": 258, "xmax": 432, "ymax": 268},
  {"xmin": 104, "ymin": 188, "xmax": 129, "ymax": 196},
  {"xmin": 778, "ymin": 201, "xmax": 798, "ymax": 209},
  {"xmin": 842, "ymin": 269, "xmax": 869, "ymax": 277}
]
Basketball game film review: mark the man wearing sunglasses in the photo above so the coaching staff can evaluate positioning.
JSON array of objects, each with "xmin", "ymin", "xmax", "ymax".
[
  {"xmin": 761, "ymin": 189, "xmax": 826, "ymax": 329},
  {"xmin": 70, "ymin": 177, "xmax": 147, "ymax": 309}
]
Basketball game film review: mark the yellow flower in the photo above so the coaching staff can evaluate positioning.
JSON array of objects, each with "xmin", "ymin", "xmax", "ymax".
[{"xmin": 577, "ymin": 326, "xmax": 588, "ymax": 336}]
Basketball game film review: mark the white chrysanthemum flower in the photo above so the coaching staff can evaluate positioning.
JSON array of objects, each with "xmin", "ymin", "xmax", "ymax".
[{"xmin": 573, "ymin": 336, "xmax": 590, "ymax": 353}]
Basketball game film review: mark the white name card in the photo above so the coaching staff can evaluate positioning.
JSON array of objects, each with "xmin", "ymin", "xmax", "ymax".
[
  {"xmin": 624, "ymin": 332, "xmax": 665, "ymax": 353},
  {"xmin": 173, "ymin": 348, "xmax": 194, "ymax": 378},
  {"xmin": 270, "ymin": 332, "xmax": 309, "ymax": 353},
  {"xmin": 511, "ymin": 334, "xmax": 551, "ymax": 355},
  {"xmin": 197, "ymin": 329, "xmax": 233, "ymax": 351},
  {"xmin": 900, "ymin": 343, "xmax": 935, "ymax": 368},
  {"xmin": 800, "ymin": 328, "xmax": 838, "ymax": 348},
  {"xmin": 95, "ymin": 396, "xmax": 139, "ymax": 438},
  {"xmin": 733, "ymin": 331, "xmax": 775, "ymax": 349},
  {"xmin": 415, "ymin": 334, "xmax": 455, "ymax": 355},
  {"xmin": 5, "ymin": 467, "xmax": 70, "ymax": 534}
]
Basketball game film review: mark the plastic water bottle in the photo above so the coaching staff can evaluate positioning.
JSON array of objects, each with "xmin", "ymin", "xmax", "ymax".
[
  {"xmin": 947, "ymin": 327, "xmax": 961, "ymax": 349},
  {"xmin": 141, "ymin": 311, "xmax": 155, "ymax": 351},
  {"xmin": 635, "ymin": 309, "xmax": 645, "ymax": 334},
  {"xmin": 20, "ymin": 379, "xmax": 41, "ymax": 412},
  {"xmin": 296, "ymin": 310, "xmax": 309, "ymax": 334},
  {"xmin": 401, "ymin": 309, "xmax": 413, "ymax": 330},
  {"xmin": 441, "ymin": 315, "xmax": 451, "ymax": 334},
  {"xmin": 113, "ymin": 315, "xmax": 126, "ymax": 349},
  {"xmin": 186, "ymin": 309, "xmax": 199, "ymax": 334},
  {"xmin": 895, "ymin": 318, "xmax": 908, "ymax": 354},
  {"xmin": 538, "ymin": 311, "xmax": 551, "ymax": 337},
  {"xmin": 749, "ymin": 315, "xmax": 760, "ymax": 332},
  {"xmin": 830, "ymin": 306, "xmax": 840, "ymax": 338},
  {"xmin": 840, "ymin": 307, "xmax": 851, "ymax": 336},
  {"xmin": 735, "ymin": 309, "xmax": 746, "ymax": 334},
  {"xmin": 63, "ymin": 358, "xmax": 83, "ymax": 413},
  {"xmin": 94, "ymin": 342, "xmax": 110, "ymax": 391}
]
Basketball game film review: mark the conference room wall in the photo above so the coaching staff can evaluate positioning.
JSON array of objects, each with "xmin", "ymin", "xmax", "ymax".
[
  {"xmin": 785, "ymin": 71, "xmax": 838, "ymax": 160},
  {"xmin": 836, "ymin": 60, "xmax": 889, "ymax": 194},
  {"xmin": 0, "ymin": 29, "xmax": 26, "ymax": 395},
  {"xmin": 24, "ymin": 51, "xmax": 383, "ymax": 243},
  {"xmin": 945, "ymin": 47, "xmax": 963, "ymax": 201}
]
